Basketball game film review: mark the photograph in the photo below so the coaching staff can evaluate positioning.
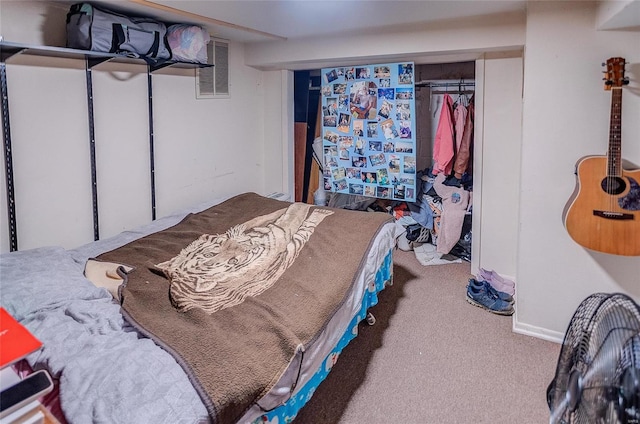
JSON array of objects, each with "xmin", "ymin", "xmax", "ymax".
[
  {"xmin": 368, "ymin": 140, "xmax": 382, "ymax": 152},
  {"xmin": 403, "ymin": 156, "xmax": 416, "ymax": 173},
  {"xmin": 406, "ymin": 187, "xmax": 415, "ymax": 200},
  {"xmin": 377, "ymin": 168, "xmax": 389, "ymax": 185},
  {"xmin": 344, "ymin": 67, "xmax": 355, "ymax": 80},
  {"xmin": 367, "ymin": 122, "xmax": 378, "ymax": 138},
  {"xmin": 380, "ymin": 118, "xmax": 399, "ymax": 140},
  {"xmin": 323, "ymin": 115, "xmax": 337, "ymax": 127},
  {"xmin": 353, "ymin": 120, "xmax": 364, "ymax": 136},
  {"xmin": 362, "ymin": 171, "xmax": 377, "ymax": 184},
  {"xmin": 379, "ymin": 78, "xmax": 391, "ymax": 88},
  {"xmin": 325, "ymin": 97, "xmax": 338, "ymax": 116},
  {"xmin": 333, "ymin": 178, "xmax": 348, "ymax": 191},
  {"xmin": 394, "ymin": 184, "xmax": 406, "ymax": 199},
  {"xmin": 356, "ymin": 67, "xmax": 371, "ymax": 79},
  {"xmin": 325, "ymin": 69, "xmax": 338, "ymax": 83},
  {"xmin": 398, "ymin": 63, "xmax": 413, "ymax": 84},
  {"xmin": 339, "ymin": 94, "xmax": 349, "ymax": 110},
  {"xmin": 399, "ymin": 120, "xmax": 412, "ymax": 139},
  {"xmin": 369, "ymin": 152, "xmax": 386, "ymax": 167},
  {"xmin": 374, "ymin": 66, "xmax": 391, "ymax": 78},
  {"xmin": 378, "ymin": 88, "xmax": 394, "ymax": 101},
  {"xmin": 349, "ymin": 81, "xmax": 377, "ymax": 120},
  {"xmin": 378, "ymin": 99, "xmax": 393, "ymax": 119},
  {"xmin": 399, "ymin": 176, "xmax": 415, "ymax": 186},
  {"xmin": 324, "ymin": 130, "xmax": 339, "ymax": 144},
  {"xmin": 346, "ymin": 168, "xmax": 362, "ymax": 180},
  {"xmin": 388, "ymin": 155, "xmax": 401, "ymax": 173},
  {"xmin": 333, "ymin": 83, "xmax": 347, "ymax": 94},
  {"xmin": 339, "ymin": 136, "xmax": 354, "ymax": 148},
  {"xmin": 349, "ymin": 183, "xmax": 364, "ymax": 195},
  {"xmin": 364, "ymin": 185, "xmax": 376, "ymax": 197},
  {"xmin": 324, "ymin": 178, "xmax": 332, "ymax": 191},
  {"xmin": 395, "ymin": 140, "xmax": 413, "ymax": 153},
  {"xmin": 395, "ymin": 87, "xmax": 413, "ymax": 100},
  {"xmin": 332, "ymin": 167, "xmax": 346, "ymax": 180},
  {"xmin": 321, "ymin": 85, "xmax": 332, "ymax": 96},
  {"xmin": 376, "ymin": 186, "xmax": 391, "ymax": 199},
  {"xmin": 354, "ymin": 138, "xmax": 366, "ymax": 155},
  {"xmin": 324, "ymin": 145, "xmax": 338, "ymax": 156},
  {"xmin": 324, "ymin": 155, "xmax": 337, "ymax": 168},
  {"xmin": 337, "ymin": 113, "xmax": 351, "ymax": 133},
  {"xmin": 396, "ymin": 100, "xmax": 411, "ymax": 120},
  {"xmin": 383, "ymin": 141, "xmax": 395, "ymax": 153},
  {"xmin": 352, "ymin": 156, "xmax": 368, "ymax": 168}
]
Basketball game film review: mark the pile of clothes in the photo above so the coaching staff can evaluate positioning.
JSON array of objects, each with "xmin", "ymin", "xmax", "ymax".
[{"xmin": 393, "ymin": 167, "xmax": 472, "ymax": 265}]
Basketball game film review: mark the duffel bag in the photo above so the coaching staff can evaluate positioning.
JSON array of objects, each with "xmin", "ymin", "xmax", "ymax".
[{"xmin": 66, "ymin": 3, "xmax": 171, "ymax": 61}]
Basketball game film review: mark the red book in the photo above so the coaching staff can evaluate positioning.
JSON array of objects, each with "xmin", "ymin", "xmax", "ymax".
[{"xmin": 0, "ymin": 308, "xmax": 42, "ymax": 369}]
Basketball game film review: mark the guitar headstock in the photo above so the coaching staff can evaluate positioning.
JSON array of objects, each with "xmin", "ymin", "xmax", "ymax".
[{"xmin": 604, "ymin": 57, "xmax": 628, "ymax": 90}]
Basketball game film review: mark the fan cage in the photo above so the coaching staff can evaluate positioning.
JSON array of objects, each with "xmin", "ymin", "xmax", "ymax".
[{"xmin": 548, "ymin": 293, "xmax": 640, "ymax": 424}]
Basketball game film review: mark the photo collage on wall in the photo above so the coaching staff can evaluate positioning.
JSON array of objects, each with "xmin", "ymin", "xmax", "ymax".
[{"xmin": 321, "ymin": 62, "xmax": 416, "ymax": 202}]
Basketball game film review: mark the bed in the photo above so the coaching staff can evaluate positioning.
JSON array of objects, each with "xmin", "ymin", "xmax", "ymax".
[{"xmin": 0, "ymin": 192, "xmax": 397, "ymax": 424}]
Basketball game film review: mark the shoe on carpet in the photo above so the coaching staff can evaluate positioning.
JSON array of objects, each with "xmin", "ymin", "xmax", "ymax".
[
  {"xmin": 468, "ymin": 278, "xmax": 514, "ymax": 304},
  {"xmin": 466, "ymin": 282, "xmax": 514, "ymax": 316},
  {"xmin": 477, "ymin": 267, "xmax": 515, "ymax": 295}
]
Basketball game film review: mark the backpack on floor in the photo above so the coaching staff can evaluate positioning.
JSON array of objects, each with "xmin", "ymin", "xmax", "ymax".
[{"xmin": 66, "ymin": 3, "xmax": 171, "ymax": 61}]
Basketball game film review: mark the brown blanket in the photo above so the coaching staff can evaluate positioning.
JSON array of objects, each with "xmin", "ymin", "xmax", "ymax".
[{"xmin": 95, "ymin": 192, "xmax": 392, "ymax": 424}]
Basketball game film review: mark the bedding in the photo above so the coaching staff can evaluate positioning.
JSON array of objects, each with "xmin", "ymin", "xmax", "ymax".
[{"xmin": 0, "ymin": 192, "xmax": 397, "ymax": 424}]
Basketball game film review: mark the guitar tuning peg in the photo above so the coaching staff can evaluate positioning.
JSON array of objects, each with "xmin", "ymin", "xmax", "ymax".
[{"xmin": 623, "ymin": 78, "xmax": 630, "ymax": 85}]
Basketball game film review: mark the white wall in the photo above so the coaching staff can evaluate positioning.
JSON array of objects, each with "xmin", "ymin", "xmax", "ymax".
[
  {"xmin": 474, "ymin": 53, "xmax": 524, "ymax": 281},
  {"xmin": 245, "ymin": 11, "xmax": 526, "ymax": 71},
  {"xmin": 515, "ymin": 1, "xmax": 640, "ymax": 340},
  {"xmin": 0, "ymin": 1, "xmax": 288, "ymax": 251}
]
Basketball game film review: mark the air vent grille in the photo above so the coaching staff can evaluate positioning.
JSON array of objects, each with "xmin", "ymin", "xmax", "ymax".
[{"xmin": 196, "ymin": 39, "xmax": 229, "ymax": 98}]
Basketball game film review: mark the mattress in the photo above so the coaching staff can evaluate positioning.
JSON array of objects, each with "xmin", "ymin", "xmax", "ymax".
[{"xmin": 0, "ymin": 193, "xmax": 397, "ymax": 424}]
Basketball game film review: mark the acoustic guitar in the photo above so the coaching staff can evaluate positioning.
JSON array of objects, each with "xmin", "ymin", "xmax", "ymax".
[{"xmin": 564, "ymin": 57, "xmax": 640, "ymax": 256}]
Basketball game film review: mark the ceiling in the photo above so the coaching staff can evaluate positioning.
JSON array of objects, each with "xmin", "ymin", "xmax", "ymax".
[
  {"xmin": 95, "ymin": 0, "xmax": 639, "ymax": 44},
  {"xmin": 121, "ymin": 0, "xmax": 528, "ymax": 43}
]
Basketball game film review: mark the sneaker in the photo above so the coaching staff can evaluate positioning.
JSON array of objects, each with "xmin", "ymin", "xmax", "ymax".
[
  {"xmin": 468, "ymin": 278, "xmax": 514, "ymax": 304},
  {"xmin": 477, "ymin": 268, "xmax": 516, "ymax": 295},
  {"xmin": 466, "ymin": 282, "xmax": 514, "ymax": 316}
]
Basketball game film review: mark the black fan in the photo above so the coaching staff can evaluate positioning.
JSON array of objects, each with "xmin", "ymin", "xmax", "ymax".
[{"xmin": 548, "ymin": 293, "xmax": 640, "ymax": 424}]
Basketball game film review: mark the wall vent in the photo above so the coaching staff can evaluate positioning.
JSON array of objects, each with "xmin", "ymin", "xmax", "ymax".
[{"xmin": 196, "ymin": 38, "xmax": 229, "ymax": 98}]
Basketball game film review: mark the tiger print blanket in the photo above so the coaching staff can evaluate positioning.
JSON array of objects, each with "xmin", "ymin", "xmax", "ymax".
[{"xmin": 94, "ymin": 192, "xmax": 393, "ymax": 424}]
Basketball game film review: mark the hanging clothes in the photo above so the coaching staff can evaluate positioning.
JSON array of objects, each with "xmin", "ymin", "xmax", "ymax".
[
  {"xmin": 453, "ymin": 102, "xmax": 467, "ymax": 156},
  {"xmin": 431, "ymin": 93, "xmax": 455, "ymax": 176},
  {"xmin": 452, "ymin": 96, "xmax": 474, "ymax": 179}
]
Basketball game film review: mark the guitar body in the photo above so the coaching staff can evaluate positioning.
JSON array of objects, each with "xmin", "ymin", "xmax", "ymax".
[{"xmin": 564, "ymin": 155, "xmax": 640, "ymax": 256}]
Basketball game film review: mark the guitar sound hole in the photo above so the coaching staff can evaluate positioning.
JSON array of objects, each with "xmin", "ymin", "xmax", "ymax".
[{"xmin": 601, "ymin": 176, "xmax": 626, "ymax": 195}]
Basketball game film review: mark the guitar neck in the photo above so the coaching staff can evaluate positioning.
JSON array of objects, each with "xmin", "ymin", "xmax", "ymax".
[{"xmin": 608, "ymin": 87, "xmax": 622, "ymax": 177}]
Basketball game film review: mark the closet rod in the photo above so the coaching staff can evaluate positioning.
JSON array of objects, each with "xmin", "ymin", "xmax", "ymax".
[
  {"xmin": 428, "ymin": 89, "xmax": 475, "ymax": 95},
  {"xmin": 415, "ymin": 81, "xmax": 475, "ymax": 88}
]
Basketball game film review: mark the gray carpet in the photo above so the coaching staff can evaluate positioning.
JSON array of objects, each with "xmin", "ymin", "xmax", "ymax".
[{"xmin": 295, "ymin": 249, "xmax": 562, "ymax": 424}]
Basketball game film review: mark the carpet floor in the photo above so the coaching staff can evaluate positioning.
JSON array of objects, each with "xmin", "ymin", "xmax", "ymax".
[{"xmin": 295, "ymin": 249, "xmax": 562, "ymax": 424}]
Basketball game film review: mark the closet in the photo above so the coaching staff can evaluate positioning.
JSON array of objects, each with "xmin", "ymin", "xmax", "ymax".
[
  {"xmin": 412, "ymin": 62, "xmax": 475, "ymax": 262},
  {"xmin": 294, "ymin": 61, "xmax": 476, "ymax": 261}
]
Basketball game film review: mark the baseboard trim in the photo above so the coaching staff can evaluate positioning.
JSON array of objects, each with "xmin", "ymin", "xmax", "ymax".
[{"xmin": 512, "ymin": 319, "xmax": 564, "ymax": 344}]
